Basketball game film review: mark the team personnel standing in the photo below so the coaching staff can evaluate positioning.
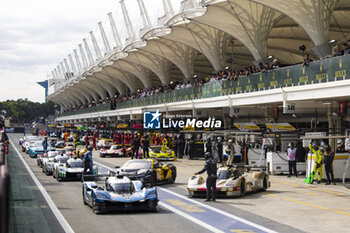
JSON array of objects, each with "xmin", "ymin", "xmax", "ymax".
[
  {"xmin": 226, "ymin": 139, "xmax": 236, "ymax": 166},
  {"xmin": 194, "ymin": 152, "xmax": 218, "ymax": 202},
  {"xmin": 84, "ymin": 133, "xmax": 89, "ymax": 148},
  {"xmin": 73, "ymin": 132, "xmax": 77, "ymax": 148},
  {"xmin": 309, "ymin": 143, "xmax": 323, "ymax": 184},
  {"xmin": 42, "ymin": 137, "xmax": 48, "ymax": 153},
  {"xmin": 92, "ymin": 133, "xmax": 97, "ymax": 150},
  {"xmin": 287, "ymin": 143, "xmax": 298, "ymax": 177},
  {"xmin": 64, "ymin": 131, "xmax": 69, "ymax": 142},
  {"xmin": 323, "ymin": 145, "xmax": 336, "ymax": 185},
  {"xmin": 217, "ymin": 137, "xmax": 223, "ymax": 164},
  {"xmin": 83, "ymin": 146, "xmax": 94, "ymax": 175},
  {"xmin": 141, "ymin": 136, "xmax": 150, "ymax": 158},
  {"xmin": 206, "ymin": 138, "xmax": 212, "ymax": 154},
  {"xmin": 131, "ymin": 135, "xmax": 140, "ymax": 159}
]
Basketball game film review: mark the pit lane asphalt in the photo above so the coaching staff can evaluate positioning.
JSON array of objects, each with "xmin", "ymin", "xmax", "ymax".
[{"xmin": 10, "ymin": 134, "xmax": 329, "ymax": 233}]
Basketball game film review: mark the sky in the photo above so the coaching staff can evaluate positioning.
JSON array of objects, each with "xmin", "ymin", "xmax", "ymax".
[{"xmin": 0, "ymin": 0, "xmax": 182, "ymax": 103}]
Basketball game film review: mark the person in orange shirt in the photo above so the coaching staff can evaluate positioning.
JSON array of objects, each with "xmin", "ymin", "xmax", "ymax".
[{"xmin": 64, "ymin": 131, "xmax": 69, "ymax": 142}]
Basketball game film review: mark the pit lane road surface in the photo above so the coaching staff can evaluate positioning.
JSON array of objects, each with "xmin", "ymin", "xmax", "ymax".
[{"xmin": 10, "ymin": 134, "xmax": 302, "ymax": 233}]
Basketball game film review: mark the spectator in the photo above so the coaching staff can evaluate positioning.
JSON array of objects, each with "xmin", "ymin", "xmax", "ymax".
[
  {"xmin": 344, "ymin": 43, "xmax": 350, "ymax": 55},
  {"xmin": 263, "ymin": 63, "xmax": 271, "ymax": 72},
  {"xmin": 333, "ymin": 44, "xmax": 344, "ymax": 57},
  {"xmin": 302, "ymin": 54, "xmax": 313, "ymax": 67},
  {"xmin": 271, "ymin": 59, "xmax": 280, "ymax": 69},
  {"xmin": 185, "ymin": 81, "xmax": 192, "ymax": 88}
]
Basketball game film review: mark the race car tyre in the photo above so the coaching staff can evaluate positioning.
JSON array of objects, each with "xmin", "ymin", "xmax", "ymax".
[
  {"xmin": 56, "ymin": 171, "xmax": 61, "ymax": 181},
  {"xmin": 262, "ymin": 176, "xmax": 268, "ymax": 191},
  {"xmin": 170, "ymin": 169, "xmax": 176, "ymax": 183},
  {"xmin": 239, "ymin": 178, "xmax": 246, "ymax": 197},
  {"xmin": 92, "ymin": 196, "xmax": 104, "ymax": 214},
  {"xmin": 151, "ymin": 172, "xmax": 157, "ymax": 187},
  {"xmin": 22, "ymin": 147, "xmax": 25, "ymax": 152},
  {"xmin": 147, "ymin": 200, "xmax": 158, "ymax": 212},
  {"xmin": 42, "ymin": 165, "xmax": 45, "ymax": 173},
  {"xmin": 82, "ymin": 186, "xmax": 87, "ymax": 205},
  {"xmin": 53, "ymin": 169, "xmax": 56, "ymax": 178},
  {"xmin": 37, "ymin": 159, "xmax": 40, "ymax": 166},
  {"xmin": 100, "ymin": 154, "xmax": 104, "ymax": 158}
]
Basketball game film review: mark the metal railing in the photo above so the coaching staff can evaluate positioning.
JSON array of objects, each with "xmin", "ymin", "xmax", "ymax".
[
  {"xmin": 60, "ymin": 55, "xmax": 350, "ymax": 117},
  {"xmin": 0, "ymin": 131, "xmax": 10, "ymax": 233}
]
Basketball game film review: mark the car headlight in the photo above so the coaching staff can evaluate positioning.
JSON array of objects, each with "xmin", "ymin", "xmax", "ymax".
[
  {"xmin": 226, "ymin": 179, "xmax": 238, "ymax": 186},
  {"xmin": 95, "ymin": 192, "xmax": 109, "ymax": 200}
]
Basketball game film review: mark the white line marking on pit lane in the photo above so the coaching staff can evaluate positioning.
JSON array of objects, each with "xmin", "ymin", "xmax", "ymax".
[
  {"xmin": 158, "ymin": 187, "xmax": 277, "ymax": 233},
  {"xmin": 159, "ymin": 201, "xmax": 224, "ymax": 233},
  {"xmin": 9, "ymin": 139, "xmax": 75, "ymax": 233},
  {"xmin": 93, "ymin": 160, "xmax": 277, "ymax": 233}
]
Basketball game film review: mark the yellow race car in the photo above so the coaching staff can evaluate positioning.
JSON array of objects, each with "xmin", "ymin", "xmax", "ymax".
[
  {"xmin": 148, "ymin": 145, "xmax": 176, "ymax": 161},
  {"xmin": 116, "ymin": 159, "xmax": 176, "ymax": 186}
]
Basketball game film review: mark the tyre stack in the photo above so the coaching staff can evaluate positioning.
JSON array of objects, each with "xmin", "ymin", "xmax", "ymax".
[{"xmin": 0, "ymin": 131, "xmax": 10, "ymax": 233}]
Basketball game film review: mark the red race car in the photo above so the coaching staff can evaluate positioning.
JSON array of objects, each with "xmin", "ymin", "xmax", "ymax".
[{"xmin": 99, "ymin": 144, "xmax": 132, "ymax": 157}]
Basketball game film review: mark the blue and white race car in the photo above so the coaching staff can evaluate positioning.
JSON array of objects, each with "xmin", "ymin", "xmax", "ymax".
[
  {"xmin": 29, "ymin": 142, "xmax": 50, "ymax": 158},
  {"xmin": 82, "ymin": 175, "xmax": 158, "ymax": 214}
]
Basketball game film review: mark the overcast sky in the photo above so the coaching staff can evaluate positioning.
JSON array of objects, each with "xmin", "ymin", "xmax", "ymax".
[{"xmin": 0, "ymin": 0, "xmax": 182, "ymax": 103}]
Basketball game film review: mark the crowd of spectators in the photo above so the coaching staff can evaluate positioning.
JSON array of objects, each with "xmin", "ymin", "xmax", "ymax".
[{"xmin": 62, "ymin": 40, "xmax": 350, "ymax": 114}]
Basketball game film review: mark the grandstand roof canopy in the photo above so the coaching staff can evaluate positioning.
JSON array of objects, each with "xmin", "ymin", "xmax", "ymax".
[{"xmin": 48, "ymin": 0, "xmax": 350, "ymax": 108}]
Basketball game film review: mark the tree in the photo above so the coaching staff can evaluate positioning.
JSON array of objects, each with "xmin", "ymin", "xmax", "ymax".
[{"xmin": 0, "ymin": 99, "xmax": 56, "ymax": 123}]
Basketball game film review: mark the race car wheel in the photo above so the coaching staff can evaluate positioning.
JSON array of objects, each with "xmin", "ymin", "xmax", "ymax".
[
  {"xmin": 22, "ymin": 147, "xmax": 25, "ymax": 152},
  {"xmin": 239, "ymin": 178, "xmax": 246, "ymax": 197},
  {"xmin": 53, "ymin": 169, "xmax": 56, "ymax": 178},
  {"xmin": 170, "ymin": 169, "xmax": 176, "ymax": 183},
  {"xmin": 151, "ymin": 173, "xmax": 157, "ymax": 187},
  {"xmin": 82, "ymin": 186, "xmax": 87, "ymax": 205},
  {"xmin": 37, "ymin": 159, "xmax": 40, "ymax": 166},
  {"xmin": 92, "ymin": 196, "xmax": 104, "ymax": 214},
  {"xmin": 100, "ymin": 154, "xmax": 104, "ymax": 158},
  {"xmin": 42, "ymin": 165, "xmax": 45, "ymax": 173},
  {"xmin": 56, "ymin": 170, "xmax": 61, "ymax": 181},
  {"xmin": 147, "ymin": 200, "xmax": 158, "ymax": 212},
  {"xmin": 262, "ymin": 176, "xmax": 268, "ymax": 191}
]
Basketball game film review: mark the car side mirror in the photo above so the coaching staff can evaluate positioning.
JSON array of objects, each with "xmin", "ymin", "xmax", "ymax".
[{"xmin": 115, "ymin": 165, "xmax": 120, "ymax": 168}]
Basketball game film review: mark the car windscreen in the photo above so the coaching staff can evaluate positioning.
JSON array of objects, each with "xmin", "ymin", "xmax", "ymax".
[
  {"xmin": 110, "ymin": 145, "xmax": 122, "ymax": 150},
  {"xmin": 33, "ymin": 142, "xmax": 42, "ymax": 147},
  {"xmin": 109, "ymin": 182, "xmax": 134, "ymax": 194},
  {"xmin": 217, "ymin": 170, "xmax": 231, "ymax": 179},
  {"xmin": 121, "ymin": 160, "xmax": 151, "ymax": 170},
  {"xmin": 47, "ymin": 152, "xmax": 59, "ymax": 158},
  {"xmin": 67, "ymin": 160, "xmax": 83, "ymax": 168},
  {"xmin": 150, "ymin": 146, "xmax": 162, "ymax": 153},
  {"xmin": 56, "ymin": 156, "xmax": 69, "ymax": 163}
]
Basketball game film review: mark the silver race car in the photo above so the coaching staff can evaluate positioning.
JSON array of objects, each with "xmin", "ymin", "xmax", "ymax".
[{"xmin": 53, "ymin": 157, "xmax": 98, "ymax": 181}]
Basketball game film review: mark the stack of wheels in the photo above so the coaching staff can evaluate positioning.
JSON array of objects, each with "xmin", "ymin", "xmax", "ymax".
[{"xmin": 0, "ymin": 165, "xmax": 10, "ymax": 233}]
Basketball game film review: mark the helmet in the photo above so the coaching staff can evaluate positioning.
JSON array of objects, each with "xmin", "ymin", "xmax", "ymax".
[
  {"xmin": 320, "ymin": 141, "xmax": 326, "ymax": 147},
  {"xmin": 228, "ymin": 139, "xmax": 233, "ymax": 143},
  {"xmin": 217, "ymin": 137, "xmax": 222, "ymax": 142},
  {"xmin": 288, "ymin": 142, "xmax": 294, "ymax": 147},
  {"xmin": 205, "ymin": 152, "xmax": 212, "ymax": 160},
  {"xmin": 337, "ymin": 139, "xmax": 343, "ymax": 146}
]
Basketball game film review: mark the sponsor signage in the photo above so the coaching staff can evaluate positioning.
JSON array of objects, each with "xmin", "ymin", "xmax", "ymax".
[
  {"xmin": 234, "ymin": 123, "xmax": 261, "ymax": 131},
  {"xmin": 266, "ymin": 123, "xmax": 296, "ymax": 132},
  {"xmin": 143, "ymin": 110, "xmax": 222, "ymax": 130}
]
